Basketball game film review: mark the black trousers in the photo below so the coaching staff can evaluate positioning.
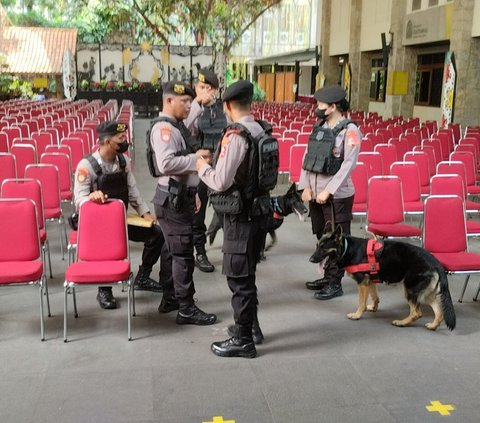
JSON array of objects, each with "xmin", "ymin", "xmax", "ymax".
[
  {"xmin": 223, "ymin": 213, "xmax": 267, "ymax": 330},
  {"xmin": 309, "ymin": 195, "xmax": 354, "ymax": 284},
  {"xmin": 192, "ymin": 180, "xmax": 208, "ymax": 254},
  {"xmin": 127, "ymin": 224, "xmax": 172, "ymax": 285},
  {"xmin": 154, "ymin": 186, "xmax": 196, "ymax": 310}
]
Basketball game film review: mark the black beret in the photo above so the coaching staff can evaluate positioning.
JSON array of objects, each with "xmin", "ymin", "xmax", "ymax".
[
  {"xmin": 197, "ymin": 68, "xmax": 219, "ymax": 88},
  {"xmin": 223, "ymin": 80, "xmax": 254, "ymax": 103},
  {"xmin": 96, "ymin": 120, "xmax": 128, "ymax": 136},
  {"xmin": 313, "ymin": 85, "xmax": 347, "ymax": 103},
  {"xmin": 162, "ymin": 81, "xmax": 195, "ymax": 98}
]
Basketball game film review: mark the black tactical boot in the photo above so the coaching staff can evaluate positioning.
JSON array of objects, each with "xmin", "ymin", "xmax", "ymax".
[
  {"xmin": 211, "ymin": 327, "xmax": 256, "ymax": 358},
  {"xmin": 97, "ymin": 287, "xmax": 117, "ymax": 309},
  {"xmin": 176, "ymin": 304, "xmax": 217, "ymax": 325},
  {"xmin": 195, "ymin": 253, "xmax": 215, "ymax": 272},
  {"xmin": 158, "ymin": 295, "xmax": 179, "ymax": 313},
  {"xmin": 314, "ymin": 282, "xmax": 343, "ymax": 300},
  {"xmin": 227, "ymin": 320, "xmax": 264, "ymax": 345},
  {"xmin": 305, "ymin": 277, "xmax": 331, "ymax": 291},
  {"xmin": 134, "ymin": 266, "xmax": 163, "ymax": 292}
]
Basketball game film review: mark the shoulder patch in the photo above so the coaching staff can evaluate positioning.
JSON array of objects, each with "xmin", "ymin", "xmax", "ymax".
[
  {"xmin": 160, "ymin": 126, "xmax": 172, "ymax": 143},
  {"xmin": 346, "ymin": 129, "xmax": 361, "ymax": 147},
  {"xmin": 224, "ymin": 129, "xmax": 241, "ymax": 138},
  {"xmin": 77, "ymin": 167, "xmax": 89, "ymax": 183}
]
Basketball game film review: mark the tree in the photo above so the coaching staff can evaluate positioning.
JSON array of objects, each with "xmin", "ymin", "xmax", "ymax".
[{"xmin": 131, "ymin": 0, "xmax": 282, "ymax": 87}]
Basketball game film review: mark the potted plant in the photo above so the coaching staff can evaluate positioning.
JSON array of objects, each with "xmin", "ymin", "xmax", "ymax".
[
  {"xmin": 80, "ymin": 79, "xmax": 89, "ymax": 91},
  {"xmin": 99, "ymin": 79, "xmax": 108, "ymax": 90}
]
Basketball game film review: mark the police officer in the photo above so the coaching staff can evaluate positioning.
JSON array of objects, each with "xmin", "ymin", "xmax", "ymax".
[
  {"xmin": 185, "ymin": 68, "xmax": 228, "ymax": 273},
  {"xmin": 300, "ymin": 85, "xmax": 362, "ymax": 300},
  {"xmin": 151, "ymin": 81, "xmax": 217, "ymax": 325},
  {"xmin": 196, "ymin": 80, "xmax": 272, "ymax": 358},
  {"xmin": 74, "ymin": 121, "xmax": 171, "ymax": 310}
]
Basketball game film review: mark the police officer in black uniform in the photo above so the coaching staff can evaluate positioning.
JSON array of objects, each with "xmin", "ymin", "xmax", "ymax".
[
  {"xmin": 151, "ymin": 81, "xmax": 217, "ymax": 325},
  {"xmin": 196, "ymin": 80, "xmax": 276, "ymax": 358},
  {"xmin": 74, "ymin": 121, "xmax": 171, "ymax": 309},
  {"xmin": 185, "ymin": 68, "xmax": 228, "ymax": 272},
  {"xmin": 300, "ymin": 86, "xmax": 362, "ymax": 300}
]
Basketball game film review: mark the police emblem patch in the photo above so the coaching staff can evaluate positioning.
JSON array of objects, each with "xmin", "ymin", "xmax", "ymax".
[
  {"xmin": 346, "ymin": 129, "xmax": 360, "ymax": 147},
  {"xmin": 160, "ymin": 127, "xmax": 172, "ymax": 143},
  {"xmin": 77, "ymin": 168, "xmax": 88, "ymax": 183}
]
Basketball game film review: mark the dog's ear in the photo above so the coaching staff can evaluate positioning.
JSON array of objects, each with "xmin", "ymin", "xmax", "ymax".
[
  {"xmin": 324, "ymin": 220, "xmax": 334, "ymax": 234},
  {"xmin": 333, "ymin": 224, "xmax": 343, "ymax": 240},
  {"xmin": 287, "ymin": 183, "xmax": 296, "ymax": 195}
]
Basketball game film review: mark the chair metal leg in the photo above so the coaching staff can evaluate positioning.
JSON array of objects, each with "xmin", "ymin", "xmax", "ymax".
[
  {"xmin": 39, "ymin": 275, "xmax": 45, "ymax": 341},
  {"xmin": 72, "ymin": 286, "xmax": 78, "ymax": 318},
  {"xmin": 128, "ymin": 277, "xmax": 132, "ymax": 341},
  {"xmin": 474, "ymin": 281, "xmax": 480, "ymax": 302},
  {"xmin": 459, "ymin": 275, "xmax": 471, "ymax": 303},
  {"xmin": 44, "ymin": 241, "xmax": 53, "ymax": 278},
  {"xmin": 132, "ymin": 280, "xmax": 136, "ymax": 317},
  {"xmin": 63, "ymin": 282, "xmax": 68, "ymax": 342},
  {"xmin": 44, "ymin": 275, "xmax": 51, "ymax": 317}
]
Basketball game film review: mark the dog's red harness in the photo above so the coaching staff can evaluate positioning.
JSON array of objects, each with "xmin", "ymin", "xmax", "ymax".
[{"xmin": 345, "ymin": 239, "xmax": 383, "ymax": 282}]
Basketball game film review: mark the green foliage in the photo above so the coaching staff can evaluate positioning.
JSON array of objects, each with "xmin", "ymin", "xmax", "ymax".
[
  {"xmin": 253, "ymin": 81, "xmax": 266, "ymax": 102},
  {"xmin": 0, "ymin": 76, "xmax": 34, "ymax": 100}
]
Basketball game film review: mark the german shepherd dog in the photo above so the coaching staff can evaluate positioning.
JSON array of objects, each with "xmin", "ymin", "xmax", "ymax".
[
  {"xmin": 310, "ymin": 225, "xmax": 456, "ymax": 331},
  {"xmin": 206, "ymin": 183, "xmax": 308, "ymax": 253}
]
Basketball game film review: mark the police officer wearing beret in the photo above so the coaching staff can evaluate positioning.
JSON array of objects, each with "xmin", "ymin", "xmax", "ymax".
[
  {"xmin": 151, "ymin": 81, "xmax": 217, "ymax": 325},
  {"xmin": 196, "ymin": 80, "xmax": 273, "ymax": 358},
  {"xmin": 74, "ymin": 121, "xmax": 171, "ymax": 310},
  {"xmin": 300, "ymin": 85, "xmax": 362, "ymax": 300},
  {"xmin": 184, "ymin": 68, "xmax": 228, "ymax": 273}
]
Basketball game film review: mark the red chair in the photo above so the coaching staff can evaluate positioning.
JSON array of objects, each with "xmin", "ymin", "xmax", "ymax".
[
  {"xmin": 388, "ymin": 138, "xmax": 408, "ymax": 160},
  {"xmin": 25, "ymin": 164, "xmax": 67, "ymax": 259},
  {"xmin": 374, "ymin": 143, "xmax": 398, "ymax": 175},
  {"xmin": 289, "ymin": 144, "xmax": 307, "ymax": 183},
  {"xmin": 283, "ymin": 130, "xmax": 299, "ymax": 143},
  {"xmin": 364, "ymin": 133, "xmax": 383, "ymax": 148},
  {"xmin": 376, "ymin": 128, "xmax": 393, "ymax": 144},
  {"xmin": 449, "ymin": 151, "xmax": 480, "ymax": 195},
  {"xmin": 0, "ymin": 198, "xmax": 49, "ymax": 340},
  {"xmin": 278, "ymin": 139, "xmax": 296, "ymax": 173},
  {"xmin": 400, "ymin": 132, "xmax": 420, "ymax": 151},
  {"xmin": 61, "ymin": 138, "xmax": 84, "ymax": 172},
  {"xmin": 422, "ymin": 138, "xmax": 443, "ymax": 167},
  {"xmin": 1, "ymin": 178, "xmax": 53, "ymax": 278},
  {"xmin": 40, "ymin": 153, "xmax": 73, "ymax": 202},
  {"xmin": 32, "ymin": 132, "xmax": 53, "ymax": 157},
  {"xmin": 366, "ymin": 175, "xmax": 422, "ymax": 239},
  {"xmin": 404, "ymin": 151, "xmax": 431, "ymax": 195},
  {"xmin": 423, "ymin": 195, "xmax": 480, "ymax": 302},
  {"xmin": 2, "ymin": 127, "xmax": 22, "ymax": 150},
  {"xmin": 10, "ymin": 144, "xmax": 36, "ymax": 178},
  {"xmin": 0, "ymin": 153, "xmax": 16, "ymax": 185},
  {"xmin": 290, "ymin": 122, "xmax": 303, "ymax": 131},
  {"xmin": 413, "ymin": 145, "xmax": 436, "ymax": 177},
  {"xmin": 436, "ymin": 130, "xmax": 454, "ymax": 159},
  {"xmin": 357, "ymin": 152, "xmax": 383, "ymax": 178},
  {"xmin": 297, "ymin": 133, "xmax": 310, "ymax": 144},
  {"xmin": 63, "ymin": 199, "xmax": 133, "ymax": 341},
  {"xmin": 351, "ymin": 162, "xmax": 368, "ymax": 219},
  {"xmin": 390, "ymin": 161, "xmax": 423, "ymax": 215},
  {"xmin": 359, "ymin": 137, "xmax": 374, "ymax": 152}
]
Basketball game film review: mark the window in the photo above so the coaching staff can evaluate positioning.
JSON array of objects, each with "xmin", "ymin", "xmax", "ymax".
[
  {"xmin": 370, "ymin": 58, "xmax": 387, "ymax": 102},
  {"xmin": 428, "ymin": 0, "xmax": 438, "ymax": 6},
  {"xmin": 414, "ymin": 53, "xmax": 445, "ymax": 107},
  {"xmin": 412, "ymin": 0, "xmax": 422, "ymax": 11}
]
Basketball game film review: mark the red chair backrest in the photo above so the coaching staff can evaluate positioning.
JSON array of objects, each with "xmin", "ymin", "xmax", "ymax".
[
  {"xmin": 10, "ymin": 144, "xmax": 36, "ymax": 178},
  {"xmin": 24, "ymin": 164, "xmax": 61, "ymax": 210},
  {"xmin": 40, "ymin": 153, "xmax": 72, "ymax": 193},
  {"xmin": 358, "ymin": 152, "xmax": 383, "ymax": 178},
  {"xmin": 289, "ymin": 144, "xmax": 307, "ymax": 183},
  {"xmin": 404, "ymin": 151, "xmax": 430, "ymax": 189},
  {"xmin": 367, "ymin": 176, "xmax": 405, "ymax": 224},
  {"xmin": 278, "ymin": 139, "xmax": 295, "ymax": 173},
  {"xmin": 0, "ymin": 153, "xmax": 17, "ymax": 186},
  {"xmin": 351, "ymin": 162, "xmax": 368, "ymax": 205},
  {"xmin": 374, "ymin": 143, "xmax": 398, "ymax": 175},
  {"xmin": 430, "ymin": 174, "xmax": 465, "ymax": 199},
  {"xmin": 390, "ymin": 161, "xmax": 421, "ymax": 202}
]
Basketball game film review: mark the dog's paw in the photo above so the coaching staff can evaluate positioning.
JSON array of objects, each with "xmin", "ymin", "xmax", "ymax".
[
  {"xmin": 391, "ymin": 320, "xmax": 407, "ymax": 327},
  {"xmin": 347, "ymin": 312, "xmax": 362, "ymax": 320},
  {"xmin": 425, "ymin": 322, "xmax": 438, "ymax": 331},
  {"xmin": 366, "ymin": 304, "xmax": 379, "ymax": 312}
]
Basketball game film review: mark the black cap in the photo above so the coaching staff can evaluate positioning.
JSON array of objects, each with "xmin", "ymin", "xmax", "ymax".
[
  {"xmin": 162, "ymin": 81, "xmax": 195, "ymax": 98},
  {"xmin": 197, "ymin": 68, "xmax": 219, "ymax": 88},
  {"xmin": 96, "ymin": 120, "xmax": 128, "ymax": 136},
  {"xmin": 313, "ymin": 85, "xmax": 347, "ymax": 103},
  {"xmin": 223, "ymin": 80, "xmax": 254, "ymax": 103}
]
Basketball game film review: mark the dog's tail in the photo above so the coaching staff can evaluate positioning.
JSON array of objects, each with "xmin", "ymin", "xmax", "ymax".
[{"xmin": 439, "ymin": 270, "xmax": 456, "ymax": 330}]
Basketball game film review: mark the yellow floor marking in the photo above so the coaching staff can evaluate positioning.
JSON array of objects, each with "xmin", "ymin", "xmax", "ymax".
[
  {"xmin": 426, "ymin": 401, "xmax": 455, "ymax": 416},
  {"xmin": 203, "ymin": 416, "xmax": 235, "ymax": 423}
]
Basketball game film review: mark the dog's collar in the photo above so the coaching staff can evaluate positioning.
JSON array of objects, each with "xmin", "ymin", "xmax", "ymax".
[
  {"xmin": 344, "ymin": 239, "xmax": 383, "ymax": 282},
  {"xmin": 272, "ymin": 197, "xmax": 284, "ymax": 216}
]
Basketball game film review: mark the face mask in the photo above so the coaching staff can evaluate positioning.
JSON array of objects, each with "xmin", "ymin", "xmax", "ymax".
[
  {"xmin": 116, "ymin": 140, "xmax": 129, "ymax": 154},
  {"xmin": 315, "ymin": 107, "xmax": 329, "ymax": 120}
]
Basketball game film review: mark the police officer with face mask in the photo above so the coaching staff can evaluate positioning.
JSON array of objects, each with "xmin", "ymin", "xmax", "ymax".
[
  {"xmin": 300, "ymin": 86, "xmax": 362, "ymax": 300},
  {"xmin": 74, "ymin": 121, "xmax": 171, "ymax": 310},
  {"xmin": 185, "ymin": 68, "xmax": 228, "ymax": 273}
]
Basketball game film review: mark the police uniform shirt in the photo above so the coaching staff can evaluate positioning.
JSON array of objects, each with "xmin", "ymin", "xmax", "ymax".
[
  {"xmin": 74, "ymin": 150, "xmax": 150, "ymax": 216},
  {"xmin": 184, "ymin": 99, "xmax": 203, "ymax": 138},
  {"xmin": 298, "ymin": 118, "xmax": 362, "ymax": 198},
  {"xmin": 151, "ymin": 112, "xmax": 199, "ymax": 187},
  {"xmin": 198, "ymin": 115, "xmax": 263, "ymax": 192}
]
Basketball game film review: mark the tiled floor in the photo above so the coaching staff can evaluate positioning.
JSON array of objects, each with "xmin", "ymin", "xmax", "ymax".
[{"xmin": 1, "ymin": 118, "xmax": 479, "ymax": 423}]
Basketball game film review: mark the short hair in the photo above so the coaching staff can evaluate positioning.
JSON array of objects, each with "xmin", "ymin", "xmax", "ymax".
[
  {"xmin": 229, "ymin": 99, "xmax": 251, "ymax": 111},
  {"xmin": 98, "ymin": 134, "xmax": 108, "ymax": 145},
  {"xmin": 335, "ymin": 98, "xmax": 350, "ymax": 112}
]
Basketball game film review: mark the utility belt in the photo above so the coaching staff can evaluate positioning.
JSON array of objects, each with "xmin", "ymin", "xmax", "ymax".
[
  {"xmin": 159, "ymin": 178, "xmax": 197, "ymax": 211},
  {"xmin": 209, "ymin": 187, "xmax": 272, "ymax": 218}
]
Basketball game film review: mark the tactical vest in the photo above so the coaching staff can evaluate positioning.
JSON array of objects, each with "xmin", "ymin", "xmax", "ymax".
[
  {"xmin": 197, "ymin": 100, "xmax": 228, "ymax": 151},
  {"xmin": 86, "ymin": 153, "xmax": 129, "ymax": 207},
  {"xmin": 146, "ymin": 116, "xmax": 199, "ymax": 178},
  {"xmin": 302, "ymin": 119, "xmax": 356, "ymax": 176},
  {"xmin": 211, "ymin": 119, "xmax": 279, "ymax": 216}
]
